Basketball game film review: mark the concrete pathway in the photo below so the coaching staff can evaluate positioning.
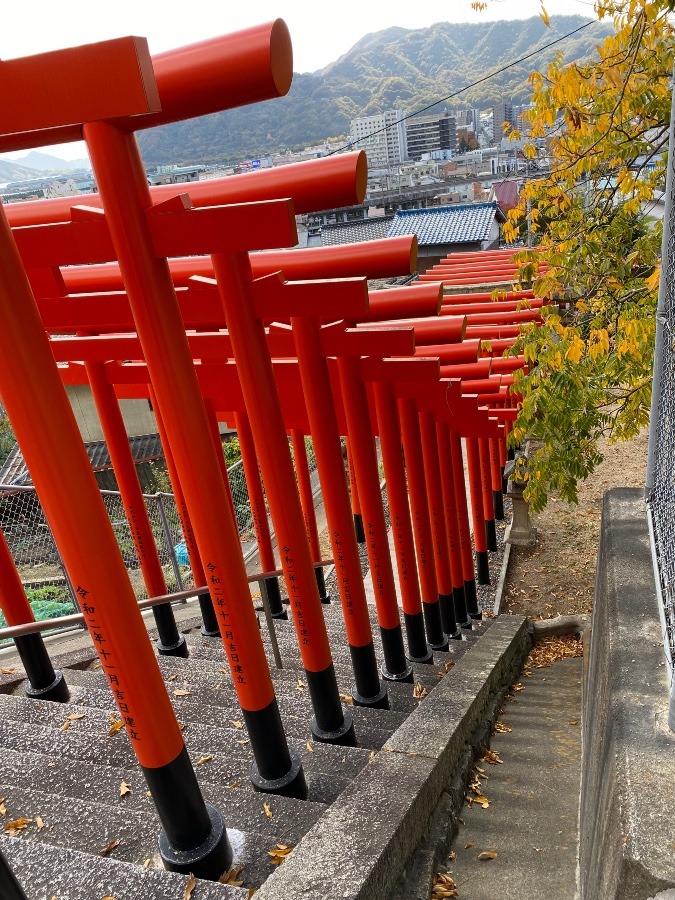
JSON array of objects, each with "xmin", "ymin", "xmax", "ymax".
[{"xmin": 447, "ymin": 656, "xmax": 582, "ymax": 900}]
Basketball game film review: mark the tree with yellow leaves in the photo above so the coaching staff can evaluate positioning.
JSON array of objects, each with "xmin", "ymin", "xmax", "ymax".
[{"xmin": 494, "ymin": 0, "xmax": 674, "ymax": 511}]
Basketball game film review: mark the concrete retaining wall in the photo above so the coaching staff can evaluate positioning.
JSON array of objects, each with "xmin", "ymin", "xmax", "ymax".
[{"xmin": 579, "ymin": 488, "xmax": 675, "ymax": 900}]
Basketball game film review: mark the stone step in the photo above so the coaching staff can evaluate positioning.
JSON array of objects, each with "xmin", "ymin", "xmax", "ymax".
[
  {"xmin": 52, "ymin": 681, "xmax": 409, "ymax": 736},
  {"xmin": 0, "ymin": 834, "xmax": 248, "ymax": 900},
  {"xmin": 0, "ymin": 746, "xmax": 327, "ymax": 845},
  {"xmin": 59, "ymin": 660, "xmax": 427, "ymax": 717},
  {"xmin": 0, "ymin": 715, "xmax": 371, "ymax": 802},
  {"xmin": 0, "ymin": 783, "xmax": 289, "ymax": 890},
  {"xmin": 183, "ymin": 635, "xmax": 452, "ymax": 688}
]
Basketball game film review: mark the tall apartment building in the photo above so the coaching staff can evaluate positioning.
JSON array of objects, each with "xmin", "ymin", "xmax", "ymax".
[
  {"xmin": 349, "ymin": 109, "xmax": 406, "ymax": 169},
  {"xmin": 405, "ymin": 112, "xmax": 457, "ymax": 161},
  {"xmin": 492, "ymin": 101, "xmax": 516, "ymax": 139}
]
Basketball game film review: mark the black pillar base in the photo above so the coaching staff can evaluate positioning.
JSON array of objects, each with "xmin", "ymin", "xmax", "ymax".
[
  {"xmin": 159, "ymin": 802, "xmax": 232, "ymax": 881},
  {"xmin": 198, "ymin": 592, "xmax": 220, "ymax": 637},
  {"xmin": 485, "ymin": 519, "xmax": 497, "ymax": 552},
  {"xmin": 403, "ymin": 611, "xmax": 432, "ymax": 663},
  {"xmin": 380, "ymin": 624, "xmax": 412, "ymax": 682},
  {"xmin": 156, "ymin": 634, "xmax": 189, "ymax": 658},
  {"xmin": 493, "ymin": 490, "xmax": 504, "ymax": 521},
  {"xmin": 260, "ymin": 576, "xmax": 288, "ymax": 620},
  {"xmin": 407, "ymin": 645, "xmax": 434, "ymax": 665},
  {"xmin": 464, "ymin": 579, "xmax": 481, "ymax": 619},
  {"xmin": 24, "ymin": 668, "xmax": 70, "ymax": 703},
  {"xmin": 353, "ymin": 513, "xmax": 366, "ymax": 544},
  {"xmin": 381, "ymin": 662, "xmax": 414, "ymax": 684},
  {"xmin": 201, "ymin": 623, "xmax": 221, "ymax": 638},
  {"xmin": 438, "ymin": 592, "xmax": 459, "ymax": 641},
  {"xmin": 310, "ymin": 709, "xmax": 356, "ymax": 746},
  {"xmin": 314, "ymin": 565, "xmax": 331, "ymax": 604},
  {"xmin": 251, "ymin": 748, "xmax": 307, "ymax": 798},
  {"xmin": 476, "ymin": 551, "xmax": 491, "ymax": 585},
  {"xmin": 349, "ymin": 643, "xmax": 387, "ymax": 707},
  {"xmin": 15, "ymin": 633, "xmax": 69, "ymax": 702},
  {"xmin": 307, "ymin": 665, "xmax": 357, "ymax": 746},
  {"xmin": 422, "ymin": 600, "xmax": 446, "ymax": 650},
  {"xmin": 352, "ymin": 682, "xmax": 390, "ymax": 709},
  {"xmin": 446, "ymin": 628, "xmax": 463, "ymax": 641},
  {"xmin": 453, "ymin": 587, "xmax": 471, "ymax": 630}
]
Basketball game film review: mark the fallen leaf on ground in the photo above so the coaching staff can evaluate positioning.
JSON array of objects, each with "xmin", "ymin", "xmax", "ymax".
[
  {"xmin": 183, "ymin": 873, "xmax": 197, "ymax": 899},
  {"xmin": 0, "ymin": 798, "xmax": 6, "ymax": 816},
  {"xmin": 4, "ymin": 818, "xmax": 32, "ymax": 835},
  {"xmin": 231, "ymin": 720, "xmax": 243, "ymax": 729},
  {"xmin": 464, "ymin": 842, "xmax": 473, "ymax": 849},
  {"xmin": 108, "ymin": 720, "xmax": 125, "ymax": 736},
  {"xmin": 36, "ymin": 816, "xmax": 45, "ymax": 829},
  {"xmin": 437, "ymin": 661, "xmax": 455, "ymax": 678},
  {"xmin": 173, "ymin": 689, "xmax": 193, "ymax": 697},
  {"xmin": 100, "ymin": 838, "xmax": 121, "ymax": 856},
  {"xmin": 143, "ymin": 859, "xmax": 151, "ymax": 868},
  {"xmin": 413, "ymin": 682, "xmax": 428, "ymax": 699},
  {"xmin": 119, "ymin": 782, "xmax": 131, "ymax": 797},
  {"xmin": 494, "ymin": 722, "xmax": 512, "ymax": 733},
  {"xmin": 431, "ymin": 872, "xmax": 458, "ymax": 898},
  {"xmin": 263, "ymin": 802, "xmax": 273, "ymax": 818},
  {"xmin": 66, "ymin": 713, "xmax": 86, "ymax": 721},
  {"xmin": 306, "ymin": 742, "xmax": 314, "ymax": 752},
  {"xmin": 268, "ymin": 843, "xmax": 293, "ymax": 865},
  {"xmin": 0, "ymin": 667, "xmax": 15, "ymax": 675},
  {"xmin": 220, "ymin": 866, "xmax": 245, "ymax": 886},
  {"xmin": 339, "ymin": 693, "xmax": 354, "ymax": 705},
  {"xmin": 481, "ymin": 749, "xmax": 503, "ymax": 765},
  {"xmin": 477, "ymin": 850, "xmax": 498, "ymax": 861},
  {"xmin": 195, "ymin": 755, "xmax": 213, "ymax": 766},
  {"xmin": 229, "ymin": 782, "xmax": 240, "ymax": 789}
]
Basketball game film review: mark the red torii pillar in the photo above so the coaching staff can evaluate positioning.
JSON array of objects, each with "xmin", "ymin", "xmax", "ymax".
[{"xmin": 0, "ymin": 36, "xmax": 231, "ymax": 879}]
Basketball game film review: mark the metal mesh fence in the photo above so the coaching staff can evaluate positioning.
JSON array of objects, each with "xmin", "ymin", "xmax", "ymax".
[
  {"xmin": 646, "ymin": 77, "xmax": 675, "ymax": 678},
  {"xmin": 0, "ymin": 435, "xmax": 323, "ymax": 633}
]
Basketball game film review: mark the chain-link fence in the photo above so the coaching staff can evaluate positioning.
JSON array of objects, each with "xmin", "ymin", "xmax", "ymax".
[
  {"xmin": 0, "ymin": 435, "xmax": 322, "ymax": 635},
  {"xmin": 645, "ymin": 76, "xmax": 675, "ymax": 724}
]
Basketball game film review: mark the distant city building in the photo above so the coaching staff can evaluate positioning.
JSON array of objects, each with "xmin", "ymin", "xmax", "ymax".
[
  {"xmin": 349, "ymin": 109, "xmax": 406, "ymax": 169},
  {"xmin": 405, "ymin": 112, "xmax": 457, "ymax": 161},
  {"xmin": 492, "ymin": 102, "xmax": 516, "ymax": 139},
  {"xmin": 454, "ymin": 108, "xmax": 481, "ymax": 130}
]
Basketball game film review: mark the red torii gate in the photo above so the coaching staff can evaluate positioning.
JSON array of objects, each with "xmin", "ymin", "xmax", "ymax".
[{"xmin": 0, "ymin": 33, "xmax": 241, "ymax": 881}]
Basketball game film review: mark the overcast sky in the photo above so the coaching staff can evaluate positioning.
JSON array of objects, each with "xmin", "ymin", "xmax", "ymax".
[{"xmin": 1, "ymin": 0, "xmax": 597, "ymax": 161}]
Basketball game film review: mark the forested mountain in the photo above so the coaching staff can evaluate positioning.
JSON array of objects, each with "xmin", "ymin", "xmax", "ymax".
[{"xmin": 137, "ymin": 15, "xmax": 611, "ymax": 167}]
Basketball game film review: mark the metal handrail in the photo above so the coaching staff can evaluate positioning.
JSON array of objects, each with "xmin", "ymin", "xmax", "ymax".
[{"xmin": 0, "ymin": 557, "xmax": 334, "ymax": 642}]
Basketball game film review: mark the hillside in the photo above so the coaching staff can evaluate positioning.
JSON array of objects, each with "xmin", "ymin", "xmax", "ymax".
[
  {"xmin": 136, "ymin": 15, "xmax": 611, "ymax": 166},
  {"xmin": 0, "ymin": 160, "xmax": 43, "ymax": 183}
]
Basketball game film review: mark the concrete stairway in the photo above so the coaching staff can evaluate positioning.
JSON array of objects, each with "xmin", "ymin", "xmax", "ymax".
[{"xmin": 0, "ymin": 600, "xmax": 483, "ymax": 897}]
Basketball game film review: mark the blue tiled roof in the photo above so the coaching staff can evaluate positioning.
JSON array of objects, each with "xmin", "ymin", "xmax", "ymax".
[{"xmin": 387, "ymin": 202, "xmax": 505, "ymax": 246}]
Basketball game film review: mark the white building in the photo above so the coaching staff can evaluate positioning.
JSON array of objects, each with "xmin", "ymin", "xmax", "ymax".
[{"xmin": 349, "ymin": 110, "xmax": 406, "ymax": 169}]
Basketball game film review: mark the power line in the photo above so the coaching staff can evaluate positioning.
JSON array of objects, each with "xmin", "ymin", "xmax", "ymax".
[{"xmin": 329, "ymin": 17, "xmax": 597, "ymax": 157}]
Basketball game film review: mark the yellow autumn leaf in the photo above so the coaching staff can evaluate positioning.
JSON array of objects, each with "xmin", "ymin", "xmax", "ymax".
[
  {"xmin": 119, "ymin": 782, "xmax": 131, "ymax": 797},
  {"xmin": 646, "ymin": 266, "xmax": 661, "ymax": 292},
  {"xmin": 108, "ymin": 720, "xmax": 125, "ymax": 736},
  {"xmin": 566, "ymin": 337, "xmax": 584, "ymax": 364},
  {"xmin": 263, "ymin": 802, "xmax": 273, "ymax": 818}
]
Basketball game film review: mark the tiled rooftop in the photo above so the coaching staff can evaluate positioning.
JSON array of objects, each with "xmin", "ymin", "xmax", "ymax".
[{"xmin": 387, "ymin": 201, "xmax": 505, "ymax": 246}]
